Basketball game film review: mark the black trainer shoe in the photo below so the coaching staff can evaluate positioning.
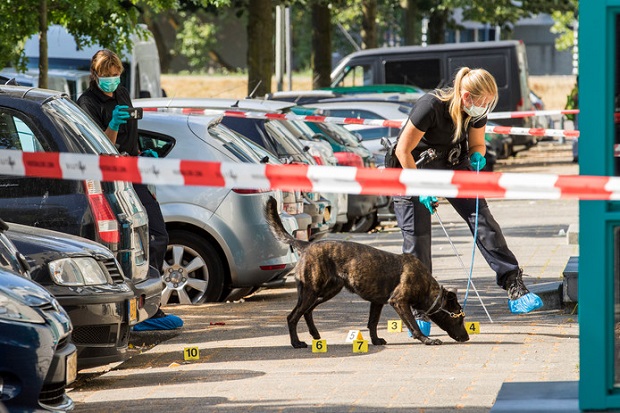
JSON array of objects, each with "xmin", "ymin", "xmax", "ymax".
[{"xmin": 506, "ymin": 269, "xmax": 530, "ymax": 300}]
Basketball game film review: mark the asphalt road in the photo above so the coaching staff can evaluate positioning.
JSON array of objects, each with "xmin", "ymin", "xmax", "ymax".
[{"xmin": 68, "ymin": 141, "xmax": 580, "ymax": 412}]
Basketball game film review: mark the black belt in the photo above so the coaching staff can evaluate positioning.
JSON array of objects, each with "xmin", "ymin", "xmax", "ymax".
[{"xmin": 415, "ymin": 145, "xmax": 463, "ymax": 166}]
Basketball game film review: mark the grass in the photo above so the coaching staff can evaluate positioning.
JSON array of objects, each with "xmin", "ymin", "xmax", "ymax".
[{"xmin": 161, "ymin": 73, "xmax": 577, "ymax": 110}]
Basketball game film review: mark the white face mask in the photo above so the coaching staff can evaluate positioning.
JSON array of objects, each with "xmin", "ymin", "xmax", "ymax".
[{"xmin": 463, "ymin": 102, "xmax": 488, "ymax": 118}]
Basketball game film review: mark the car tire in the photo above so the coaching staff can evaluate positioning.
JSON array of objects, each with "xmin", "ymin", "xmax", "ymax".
[
  {"xmin": 161, "ymin": 230, "xmax": 225, "ymax": 305},
  {"xmin": 342, "ymin": 212, "xmax": 378, "ymax": 233}
]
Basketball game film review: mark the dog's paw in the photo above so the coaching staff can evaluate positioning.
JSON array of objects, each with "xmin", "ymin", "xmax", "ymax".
[
  {"xmin": 371, "ymin": 338, "xmax": 387, "ymax": 345},
  {"xmin": 292, "ymin": 341, "xmax": 308, "ymax": 349},
  {"xmin": 423, "ymin": 338, "xmax": 443, "ymax": 346}
]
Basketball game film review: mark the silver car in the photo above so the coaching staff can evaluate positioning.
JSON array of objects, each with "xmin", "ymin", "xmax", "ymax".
[{"xmin": 137, "ymin": 110, "xmax": 299, "ymax": 305}]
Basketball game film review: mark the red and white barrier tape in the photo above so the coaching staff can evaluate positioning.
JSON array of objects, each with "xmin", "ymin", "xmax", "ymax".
[
  {"xmin": 488, "ymin": 109, "xmax": 579, "ymax": 120},
  {"xmin": 2, "ymin": 149, "xmax": 616, "ymax": 200},
  {"xmin": 222, "ymin": 110, "xmax": 406, "ymax": 128},
  {"xmin": 143, "ymin": 107, "xmax": 579, "ymax": 139},
  {"xmin": 221, "ymin": 110, "xmax": 580, "ymax": 139}
]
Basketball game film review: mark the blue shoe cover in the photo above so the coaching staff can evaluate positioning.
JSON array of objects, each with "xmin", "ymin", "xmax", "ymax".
[
  {"xmin": 133, "ymin": 314, "xmax": 184, "ymax": 331},
  {"xmin": 408, "ymin": 319, "xmax": 431, "ymax": 337},
  {"xmin": 508, "ymin": 292, "xmax": 543, "ymax": 314}
]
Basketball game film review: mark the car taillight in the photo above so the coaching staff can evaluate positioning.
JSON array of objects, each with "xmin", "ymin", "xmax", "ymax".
[
  {"xmin": 83, "ymin": 180, "xmax": 120, "ymax": 244},
  {"xmin": 516, "ymin": 97, "xmax": 524, "ymax": 111},
  {"xmin": 260, "ymin": 264, "xmax": 287, "ymax": 271},
  {"xmin": 334, "ymin": 152, "xmax": 364, "ymax": 167},
  {"xmin": 312, "ymin": 156, "xmax": 324, "ymax": 165},
  {"xmin": 232, "ymin": 188, "xmax": 270, "ymax": 194}
]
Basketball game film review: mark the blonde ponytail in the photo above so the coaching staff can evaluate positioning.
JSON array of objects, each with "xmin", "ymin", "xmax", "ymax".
[{"xmin": 435, "ymin": 67, "xmax": 498, "ymax": 143}]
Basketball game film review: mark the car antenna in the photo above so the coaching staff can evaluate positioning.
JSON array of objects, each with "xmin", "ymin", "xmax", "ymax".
[{"xmin": 246, "ymin": 80, "xmax": 262, "ymax": 99}]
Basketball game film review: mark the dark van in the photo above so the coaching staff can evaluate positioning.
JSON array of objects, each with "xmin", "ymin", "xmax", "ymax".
[
  {"xmin": 330, "ymin": 41, "xmax": 537, "ymax": 156},
  {"xmin": 331, "ymin": 40, "xmax": 533, "ymax": 115}
]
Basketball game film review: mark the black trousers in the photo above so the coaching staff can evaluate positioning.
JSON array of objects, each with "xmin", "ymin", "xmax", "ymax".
[
  {"xmin": 133, "ymin": 184, "xmax": 169, "ymax": 274},
  {"xmin": 393, "ymin": 159, "xmax": 520, "ymax": 289}
]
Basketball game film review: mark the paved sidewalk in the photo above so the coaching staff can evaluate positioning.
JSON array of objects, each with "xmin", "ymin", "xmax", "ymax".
[{"xmin": 68, "ymin": 142, "xmax": 580, "ymax": 412}]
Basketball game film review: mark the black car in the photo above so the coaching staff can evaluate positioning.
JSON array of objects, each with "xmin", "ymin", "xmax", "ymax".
[
  {"xmin": 4, "ymin": 222, "xmax": 136, "ymax": 370},
  {"xmin": 0, "ymin": 267, "xmax": 76, "ymax": 412},
  {"xmin": 0, "ymin": 85, "xmax": 161, "ymax": 322}
]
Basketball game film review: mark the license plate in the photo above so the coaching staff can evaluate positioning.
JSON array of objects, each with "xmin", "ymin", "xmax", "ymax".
[
  {"xmin": 129, "ymin": 298, "xmax": 138, "ymax": 322},
  {"xmin": 66, "ymin": 351, "xmax": 77, "ymax": 384}
]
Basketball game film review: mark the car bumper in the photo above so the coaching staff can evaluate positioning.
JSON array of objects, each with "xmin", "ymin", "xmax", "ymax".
[
  {"xmin": 130, "ymin": 267, "xmax": 164, "ymax": 322},
  {"xmin": 0, "ymin": 322, "xmax": 75, "ymax": 412},
  {"xmin": 57, "ymin": 289, "xmax": 135, "ymax": 370}
]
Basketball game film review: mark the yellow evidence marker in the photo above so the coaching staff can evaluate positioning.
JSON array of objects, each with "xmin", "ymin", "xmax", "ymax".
[
  {"xmin": 352, "ymin": 339, "xmax": 368, "ymax": 353},
  {"xmin": 183, "ymin": 346, "xmax": 200, "ymax": 361},
  {"xmin": 387, "ymin": 319, "xmax": 402, "ymax": 332},
  {"xmin": 345, "ymin": 330, "xmax": 364, "ymax": 343},
  {"xmin": 465, "ymin": 321, "xmax": 480, "ymax": 334},
  {"xmin": 312, "ymin": 339, "xmax": 327, "ymax": 353}
]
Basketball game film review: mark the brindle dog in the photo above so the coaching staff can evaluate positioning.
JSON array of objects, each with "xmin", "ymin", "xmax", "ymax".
[{"xmin": 265, "ymin": 197, "xmax": 470, "ymax": 348}]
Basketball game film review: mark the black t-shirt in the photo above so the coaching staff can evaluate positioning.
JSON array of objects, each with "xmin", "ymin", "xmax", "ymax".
[
  {"xmin": 77, "ymin": 82, "xmax": 139, "ymax": 156},
  {"xmin": 408, "ymin": 92, "xmax": 487, "ymax": 154}
]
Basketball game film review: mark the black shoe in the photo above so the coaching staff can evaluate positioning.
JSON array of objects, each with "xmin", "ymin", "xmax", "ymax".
[
  {"xmin": 152, "ymin": 308, "xmax": 167, "ymax": 319},
  {"xmin": 506, "ymin": 269, "xmax": 530, "ymax": 301}
]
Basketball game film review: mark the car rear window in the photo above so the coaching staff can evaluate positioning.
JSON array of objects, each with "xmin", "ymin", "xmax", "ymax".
[{"xmin": 44, "ymin": 97, "xmax": 118, "ymax": 154}]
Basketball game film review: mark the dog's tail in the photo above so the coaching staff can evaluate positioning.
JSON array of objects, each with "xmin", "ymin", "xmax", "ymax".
[{"xmin": 265, "ymin": 196, "xmax": 310, "ymax": 251}]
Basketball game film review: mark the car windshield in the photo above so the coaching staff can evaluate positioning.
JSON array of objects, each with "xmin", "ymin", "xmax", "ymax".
[
  {"xmin": 43, "ymin": 97, "xmax": 119, "ymax": 154},
  {"xmin": 208, "ymin": 124, "xmax": 260, "ymax": 163},
  {"xmin": 264, "ymin": 120, "xmax": 308, "ymax": 159},
  {"xmin": 315, "ymin": 122, "xmax": 362, "ymax": 147}
]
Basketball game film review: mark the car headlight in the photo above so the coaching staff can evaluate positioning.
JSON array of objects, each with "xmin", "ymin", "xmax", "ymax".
[
  {"xmin": 49, "ymin": 257, "xmax": 109, "ymax": 286},
  {"xmin": 0, "ymin": 290, "xmax": 45, "ymax": 324}
]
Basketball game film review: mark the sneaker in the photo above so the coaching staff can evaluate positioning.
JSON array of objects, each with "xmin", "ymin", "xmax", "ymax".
[{"xmin": 506, "ymin": 269, "xmax": 529, "ymax": 300}]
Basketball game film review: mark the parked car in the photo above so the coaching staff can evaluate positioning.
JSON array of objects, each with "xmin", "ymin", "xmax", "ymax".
[
  {"xmin": 4, "ymin": 221, "xmax": 135, "ymax": 370},
  {"xmin": 305, "ymin": 98, "xmax": 499, "ymax": 170},
  {"xmin": 276, "ymin": 118, "xmax": 349, "ymax": 229},
  {"xmin": 529, "ymin": 89, "xmax": 552, "ymax": 131},
  {"xmin": 0, "ymin": 85, "xmax": 162, "ymax": 322},
  {"xmin": 135, "ymin": 97, "xmax": 333, "ymax": 240},
  {"xmin": 0, "ymin": 267, "xmax": 76, "ymax": 412},
  {"xmin": 136, "ymin": 109, "xmax": 300, "ymax": 304}
]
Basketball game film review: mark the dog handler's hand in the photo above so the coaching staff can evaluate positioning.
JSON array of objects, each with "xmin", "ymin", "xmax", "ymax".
[
  {"xmin": 419, "ymin": 196, "xmax": 438, "ymax": 214},
  {"xmin": 470, "ymin": 151, "xmax": 486, "ymax": 172},
  {"xmin": 109, "ymin": 105, "xmax": 130, "ymax": 131}
]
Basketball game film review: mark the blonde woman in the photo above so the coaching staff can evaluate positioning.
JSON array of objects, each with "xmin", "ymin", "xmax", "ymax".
[{"xmin": 394, "ymin": 67, "xmax": 542, "ymax": 319}]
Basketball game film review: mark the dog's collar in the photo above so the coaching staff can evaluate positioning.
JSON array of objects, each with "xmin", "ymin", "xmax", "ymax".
[{"xmin": 423, "ymin": 286, "xmax": 465, "ymax": 319}]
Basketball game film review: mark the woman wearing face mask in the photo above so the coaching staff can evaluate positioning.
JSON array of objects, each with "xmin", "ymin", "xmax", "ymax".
[
  {"xmin": 394, "ymin": 67, "xmax": 542, "ymax": 323},
  {"xmin": 78, "ymin": 49, "xmax": 181, "ymax": 331}
]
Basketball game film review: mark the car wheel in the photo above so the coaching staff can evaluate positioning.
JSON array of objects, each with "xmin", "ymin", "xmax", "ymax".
[
  {"xmin": 344, "ymin": 212, "xmax": 379, "ymax": 233},
  {"xmin": 161, "ymin": 230, "xmax": 225, "ymax": 305}
]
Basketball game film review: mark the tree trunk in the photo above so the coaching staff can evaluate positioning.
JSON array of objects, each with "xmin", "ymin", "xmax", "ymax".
[
  {"xmin": 38, "ymin": 0, "xmax": 48, "ymax": 89},
  {"xmin": 311, "ymin": 2, "xmax": 331, "ymax": 88},
  {"xmin": 428, "ymin": 8, "xmax": 448, "ymax": 45},
  {"xmin": 402, "ymin": 0, "xmax": 420, "ymax": 45},
  {"xmin": 247, "ymin": 0, "xmax": 274, "ymax": 97},
  {"xmin": 141, "ymin": 13, "xmax": 172, "ymax": 74},
  {"xmin": 361, "ymin": 0, "xmax": 377, "ymax": 49}
]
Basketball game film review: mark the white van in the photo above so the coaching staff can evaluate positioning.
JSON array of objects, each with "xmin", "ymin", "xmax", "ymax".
[
  {"xmin": 0, "ymin": 67, "xmax": 90, "ymax": 101},
  {"xmin": 23, "ymin": 25, "xmax": 163, "ymax": 99}
]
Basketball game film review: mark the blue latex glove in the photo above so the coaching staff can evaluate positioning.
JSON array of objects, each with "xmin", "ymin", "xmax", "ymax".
[
  {"xmin": 140, "ymin": 149, "xmax": 159, "ymax": 158},
  {"xmin": 109, "ymin": 105, "xmax": 130, "ymax": 131},
  {"xmin": 419, "ymin": 195, "xmax": 438, "ymax": 214},
  {"xmin": 470, "ymin": 151, "xmax": 486, "ymax": 172}
]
